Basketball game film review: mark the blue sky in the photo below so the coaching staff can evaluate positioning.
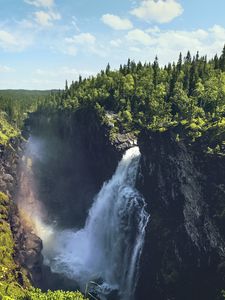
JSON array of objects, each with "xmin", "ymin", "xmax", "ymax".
[{"xmin": 0, "ymin": 0, "xmax": 225, "ymax": 90}]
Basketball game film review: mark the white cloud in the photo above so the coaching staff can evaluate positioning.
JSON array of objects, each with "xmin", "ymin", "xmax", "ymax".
[
  {"xmin": 209, "ymin": 25, "xmax": 225, "ymax": 41},
  {"xmin": 103, "ymin": 25, "xmax": 225, "ymax": 67},
  {"xmin": 110, "ymin": 39, "xmax": 122, "ymax": 47},
  {"xmin": 126, "ymin": 29, "xmax": 153, "ymax": 46},
  {"xmin": 18, "ymin": 19, "xmax": 35, "ymax": 29},
  {"xmin": 146, "ymin": 26, "xmax": 161, "ymax": 34},
  {"xmin": 0, "ymin": 65, "xmax": 15, "ymax": 73},
  {"xmin": 129, "ymin": 46, "xmax": 141, "ymax": 52},
  {"xmin": 130, "ymin": 0, "xmax": 183, "ymax": 23},
  {"xmin": 65, "ymin": 33, "xmax": 96, "ymax": 45},
  {"xmin": 34, "ymin": 10, "xmax": 61, "ymax": 27},
  {"xmin": 101, "ymin": 14, "xmax": 133, "ymax": 30},
  {"xmin": 0, "ymin": 30, "xmax": 17, "ymax": 46},
  {"xmin": 36, "ymin": 66, "xmax": 94, "ymax": 77},
  {"xmin": 154, "ymin": 29, "xmax": 208, "ymax": 52},
  {"xmin": 3, "ymin": 66, "xmax": 96, "ymax": 90},
  {"xmin": 65, "ymin": 46, "xmax": 78, "ymax": 56},
  {"xmin": 24, "ymin": 0, "xmax": 54, "ymax": 8},
  {"xmin": 0, "ymin": 29, "xmax": 31, "ymax": 52},
  {"xmin": 34, "ymin": 67, "xmax": 95, "ymax": 87},
  {"xmin": 64, "ymin": 33, "xmax": 97, "ymax": 56}
]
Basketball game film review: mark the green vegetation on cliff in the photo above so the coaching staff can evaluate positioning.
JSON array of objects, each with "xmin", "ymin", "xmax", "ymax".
[
  {"xmin": 0, "ymin": 191, "xmax": 88, "ymax": 299},
  {"xmin": 0, "ymin": 90, "xmax": 52, "ymax": 149},
  {"xmin": 0, "ymin": 90, "xmax": 51, "ymax": 128},
  {"xmin": 0, "ymin": 115, "xmax": 20, "ymax": 146},
  {"xmin": 36, "ymin": 46, "xmax": 225, "ymax": 153},
  {"xmin": 0, "ymin": 191, "xmax": 28, "ymax": 299},
  {"xmin": 0, "ymin": 91, "xmax": 89, "ymax": 299}
]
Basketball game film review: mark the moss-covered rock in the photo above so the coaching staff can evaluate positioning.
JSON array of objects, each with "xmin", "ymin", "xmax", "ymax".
[{"xmin": 0, "ymin": 116, "xmax": 20, "ymax": 147}]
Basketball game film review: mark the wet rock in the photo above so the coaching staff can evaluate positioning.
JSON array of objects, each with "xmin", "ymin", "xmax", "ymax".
[
  {"xmin": 24, "ymin": 232, "xmax": 42, "ymax": 253},
  {"xmin": 0, "ymin": 179, "xmax": 7, "ymax": 190},
  {"xmin": 3, "ymin": 173, "xmax": 14, "ymax": 182},
  {"xmin": 113, "ymin": 133, "xmax": 137, "ymax": 151},
  {"xmin": 0, "ymin": 138, "xmax": 45, "ymax": 288}
]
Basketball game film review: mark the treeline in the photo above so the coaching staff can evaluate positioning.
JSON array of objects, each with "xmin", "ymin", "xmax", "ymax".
[
  {"xmin": 0, "ymin": 90, "xmax": 52, "ymax": 147},
  {"xmin": 1, "ymin": 47, "xmax": 225, "ymax": 149},
  {"xmin": 0, "ymin": 90, "xmax": 51, "ymax": 128},
  {"xmin": 38, "ymin": 46, "xmax": 225, "ymax": 153}
]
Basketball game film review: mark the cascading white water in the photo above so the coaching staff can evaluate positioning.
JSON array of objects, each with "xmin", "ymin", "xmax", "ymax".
[{"xmin": 17, "ymin": 137, "xmax": 150, "ymax": 300}]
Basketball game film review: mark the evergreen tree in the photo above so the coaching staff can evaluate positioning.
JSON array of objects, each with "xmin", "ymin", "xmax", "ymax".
[
  {"xmin": 153, "ymin": 56, "xmax": 159, "ymax": 87},
  {"xmin": 219, "ymin": 45, "xmax": 225, "ymax": 71},
  {"xmin": 177, "ymin": 52, "xmax": 182, "ymax": 72}
]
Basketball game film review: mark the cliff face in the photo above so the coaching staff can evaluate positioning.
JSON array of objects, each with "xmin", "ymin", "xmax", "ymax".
[
  {"xmin": 26, "ymin": 109, "xmax": 115, "ymax": 228},
  {"xmin": 0, "ymin": 138, "xmax": 43, "ymax": 288},
  {"xmin": 136, "ymin": 129, "xmax": 225, "ymax": 300},
  {"xmin": 26, "ymin": 107, "xmax": 135, "ymax": 228}
]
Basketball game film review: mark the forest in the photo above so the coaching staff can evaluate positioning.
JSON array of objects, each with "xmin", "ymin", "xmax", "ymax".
[
  {"xmin": 1, "ymin": 46, "xmax": 225, "ymax": 150},
  {"xmin": 37, "ymin": 46, "xmax": 225, "ymax": 154}
]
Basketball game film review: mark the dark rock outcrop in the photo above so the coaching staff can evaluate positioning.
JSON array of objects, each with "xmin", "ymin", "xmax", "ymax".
[
  {"xmin": 136, "ymin": 129, "xmax": 225, "ymax": 300},
  {"xmin": 10, "ymin": 208, "xmax": 44, "ymax": 285}
]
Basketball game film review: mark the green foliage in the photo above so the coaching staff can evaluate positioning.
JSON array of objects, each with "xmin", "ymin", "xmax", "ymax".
[
  {"xmin": 0, "ymin": 192, "xmax": 9, "ymax": 203},
  {"xmin": 21, "ymin": 289, "xmax": 88, "ymax": 300},
  {"xmin": 0, "ymin": 191, "xmax": 87, "ymax": 300},
  {"xmin": 0, "ymin": 187, "xmax": 88, "ymax": 300},
  {"xmin": 0, "ymin": 114, "xmax": 20, "ymax": 146},
  {"xmin": 35, "ymin": 45, "xmax": 225, "ymax": 151},
  {"xmin": 0, "ymin": 286, "xmax": 88, "ymax": 300},
  {"xmin": 0, "ymin": 90, "xmax": 51, "ymax": 128},
  {"xmin": 222, "ymin": 290, "xmax": 225, "ymax": 299},
  {"xmin": 0, "ymin": 193, "xmax": 29, "ymax": 300}
]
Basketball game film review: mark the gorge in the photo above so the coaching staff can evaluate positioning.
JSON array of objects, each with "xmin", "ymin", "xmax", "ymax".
[
  {"xmin": 11, "ymin": 108, "xmax": 225, "ymax": 300},
  {"xmin": 16, "ymin": 133, "xmax": 149, "ymax": 300},
  {"xmin": 1, "ymin": 48, "xmax": 225, "ymax": 300}
]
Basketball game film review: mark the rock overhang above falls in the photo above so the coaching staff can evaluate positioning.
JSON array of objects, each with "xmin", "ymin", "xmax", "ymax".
[{"xmin": 112, "ymin": 132, "xmax": 137, "ymax": 152}]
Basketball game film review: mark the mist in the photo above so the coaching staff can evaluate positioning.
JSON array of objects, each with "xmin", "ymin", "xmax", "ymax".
[{"xmin": 16, "ymin": 134, "xmax": 149, "ymax": 300}]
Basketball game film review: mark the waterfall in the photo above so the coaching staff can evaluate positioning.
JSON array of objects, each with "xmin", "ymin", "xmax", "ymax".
[{"xmin": 17, "ymin": 137, "xmax": 150, "ymax": 300}]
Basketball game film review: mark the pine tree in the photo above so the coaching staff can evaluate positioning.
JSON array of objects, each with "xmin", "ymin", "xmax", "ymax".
[
  {"xmin": 219, "ymin": 45, "xmax": 225, "ymax": 71},
  {"xmin": 214, "ymin": 54, "xmax": 219, "ymax": 69},
  {"xmin": 65, "ymin": 80, "xmax": 68, "ymax": 91},
  {"xmin": 127, "ymin": 58, "xmax": 131, "ymax": 72},
  {"xmin": 185, "ymin": 51, "xmax": 192, "ymax": 64},
  {"xmin": 177, "ymin": 52, "xmax": 182, "ymax": 72},
  {"xmin": 106, "ymin": 63, "xmax": 111, "ymax": 75},
  {"xmin": 189, "ymin": 60, "xmax": 199, "ymax": 95},
  {"xmin": 153, "ymin": 56, "xmax": 159, "ymax": 87}
]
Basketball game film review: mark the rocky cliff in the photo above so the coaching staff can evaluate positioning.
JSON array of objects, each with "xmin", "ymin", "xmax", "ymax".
[
  {"xmin": 136, "ymin": 129, "xmax": 225, "ymax": 300},
  {"xmin": 0, "ymin": 138, "xmax": 43, "ymax": 289}
]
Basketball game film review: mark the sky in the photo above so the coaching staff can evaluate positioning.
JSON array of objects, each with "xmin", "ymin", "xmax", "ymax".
[{"xmin": 0, "ymin": 0, "xmax": 225, "ymax": 90}]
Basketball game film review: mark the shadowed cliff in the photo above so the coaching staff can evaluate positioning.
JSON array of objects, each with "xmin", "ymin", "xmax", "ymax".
[{"xmin": 136, "ymin": 129, "xmax": 225, "ymax": 300}]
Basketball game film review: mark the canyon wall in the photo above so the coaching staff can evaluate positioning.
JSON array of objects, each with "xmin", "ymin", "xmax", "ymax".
[{"xmin": 136, "ymin": 129, "xmax": 225, "ymax": 300}]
